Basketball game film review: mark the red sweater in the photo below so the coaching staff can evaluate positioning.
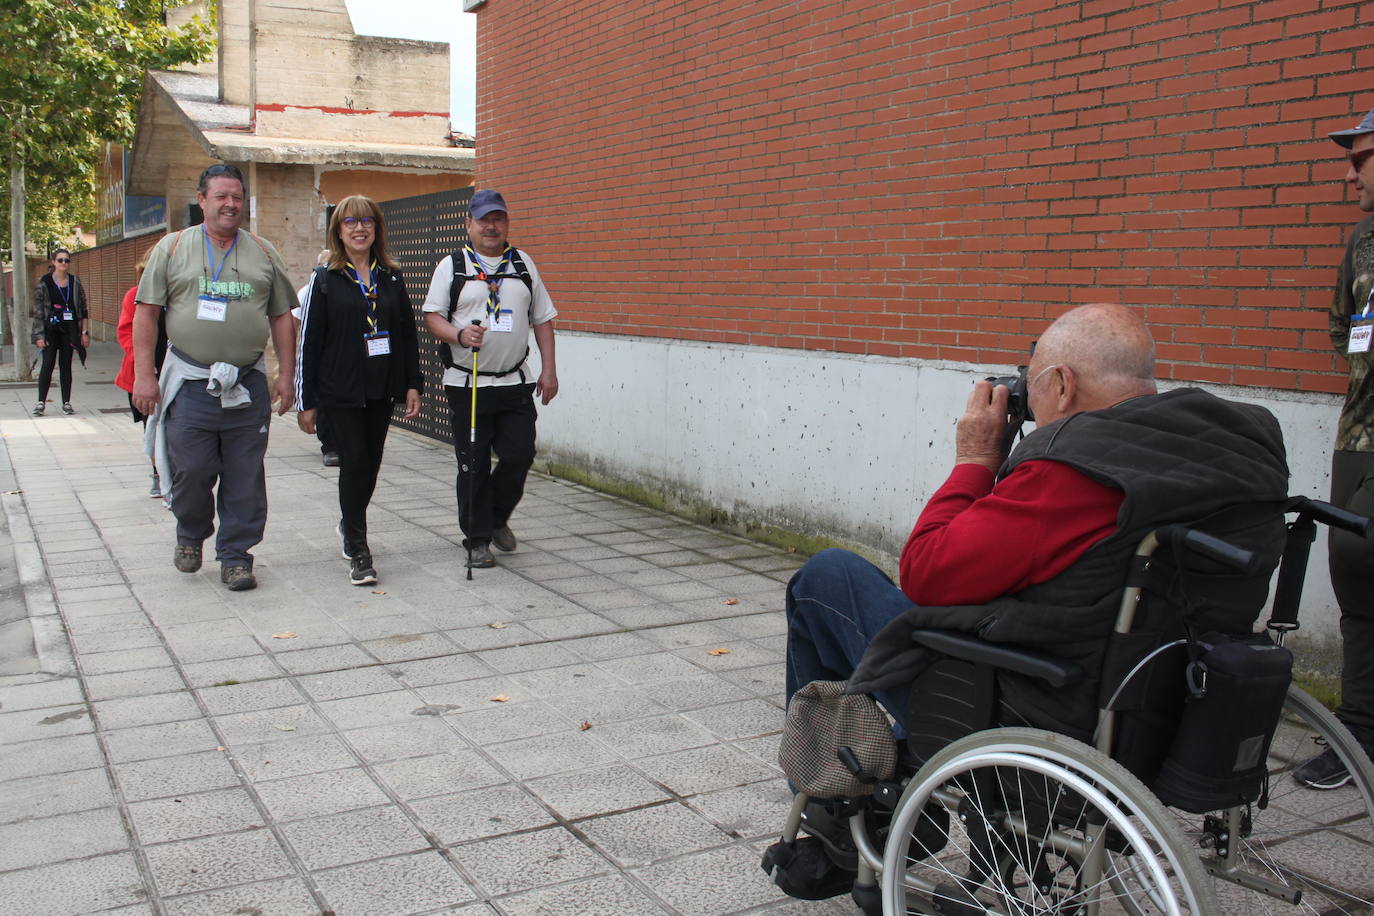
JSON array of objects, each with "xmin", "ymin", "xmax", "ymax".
[
  {"xmin": 900, "ymin": 461, "xmax": 1124, "ymax": 607},
  {"xmin": 115, "ymin": 286, "xmax": 137, "ymax": 392}
]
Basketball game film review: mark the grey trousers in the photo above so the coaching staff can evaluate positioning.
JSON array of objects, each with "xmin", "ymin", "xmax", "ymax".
[
  {"xmin": 1330, "ymin": 449, "xmax": 1374, "ymax": 748},
  {"xmin": 164, "ymin": 369, "xmax": 271, "ymax": 567}
]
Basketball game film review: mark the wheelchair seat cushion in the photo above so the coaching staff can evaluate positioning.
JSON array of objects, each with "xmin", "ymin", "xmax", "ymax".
[{"xmin": 781, "ymin": 679, "xmax": 897, "ymax": 798}]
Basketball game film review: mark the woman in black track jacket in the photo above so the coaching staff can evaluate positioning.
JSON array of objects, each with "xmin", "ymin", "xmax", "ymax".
[{"xmin": 295, "ymin": 196, "xmax": 422, "ymax": 585}]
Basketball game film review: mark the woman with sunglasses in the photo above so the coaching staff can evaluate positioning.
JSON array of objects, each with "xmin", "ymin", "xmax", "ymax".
[
  {"xmin": 30, "ymin": 248, "xmax": 90, "ymax": 416},
  {"xmin": 295, "ymin": 196, "xmax": 422, "ymax": 585}
]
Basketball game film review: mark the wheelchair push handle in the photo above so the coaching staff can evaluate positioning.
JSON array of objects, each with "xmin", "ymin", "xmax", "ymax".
[
  {"xmin": 1289, "ymin": 496, "xmax": 1373, "ymax": 538},
  {"xmin": 1154, "ymin": 525, "xmax": 1257, "ymax": 573}
]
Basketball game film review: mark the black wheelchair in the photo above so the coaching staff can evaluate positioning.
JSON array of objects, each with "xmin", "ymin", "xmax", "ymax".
[{"xmin": 768, "ymin": 497, "xmax": 1374, "ymax": 915}]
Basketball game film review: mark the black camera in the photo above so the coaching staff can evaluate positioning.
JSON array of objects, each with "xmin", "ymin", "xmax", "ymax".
[{"xmin": 987, "ymin": 357, "xmax": 1035, "ymax": 454}]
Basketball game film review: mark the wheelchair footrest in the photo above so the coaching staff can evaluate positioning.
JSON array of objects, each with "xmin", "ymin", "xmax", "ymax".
[{"xmin": 761, "ymin": 837, "xmax": 855, "ymax": 901}]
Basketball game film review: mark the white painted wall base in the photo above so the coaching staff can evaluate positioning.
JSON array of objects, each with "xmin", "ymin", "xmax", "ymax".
[{"xmin": 531, "ymin": 333, "xmax": 1347, "ymax": 666}]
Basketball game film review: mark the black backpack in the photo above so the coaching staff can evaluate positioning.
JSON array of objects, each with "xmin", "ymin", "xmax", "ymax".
[{"xmin": 437, "ymin": 246, "xmax": 534, "ymax": 373}]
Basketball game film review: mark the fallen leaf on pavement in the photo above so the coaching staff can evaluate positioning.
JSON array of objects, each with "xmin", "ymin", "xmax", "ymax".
[
  {"xmin": 489, "ymin": 622, "xmax": 507, "ymax": 629},
  {"xmin": 723, "ymin": 598, "xmax": 739, "ymax": 606},
  {"xmin": 275, "ymin": 724, "xmax": 295, "ymax": 731},
  {"xmin": 580, "ymin": 721, "xmax": 592, "ymax": 731},
  {"xmin": 490, "ymin": 694, "xmax": 509, "ymax": 703},
  {"xmin": 787, "ymin": 546, "xmax": 797, "ymax": 553},
  {"xmin": 372, "ymin": 590, "xmax": 386, "ymax": 595},
  {"xmin": 271, "ymin": 632, "xmax": 296, "ymax": 639},
  {"xmin": 708, "ymin": 647, "xmax": 731, "ymax": 656}
]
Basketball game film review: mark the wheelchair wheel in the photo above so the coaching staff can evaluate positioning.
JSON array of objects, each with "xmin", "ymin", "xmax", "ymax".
[
  {"xmin": 1165, "ymin": 684, "xmax": 1374, "ymax": 915},
  {"xmin": 882, "ymin": 727, "xmax": 1215, "ymax": 915}
]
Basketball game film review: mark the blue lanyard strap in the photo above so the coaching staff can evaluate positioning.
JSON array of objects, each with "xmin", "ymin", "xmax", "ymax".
[
  {"xmin": 54, "ymin": 278, "xmax": 71, "ymax": 307},
  {"xmin": 465, "ymin": 245, "xmax": 513, "ymax": 319},
  {"xmin": 203, "ymin": 228, "xmax": 238, "ymax": 288},
  {"xmin": 346, "ymin": 260, "xmax": 381, "ymax": 332}
]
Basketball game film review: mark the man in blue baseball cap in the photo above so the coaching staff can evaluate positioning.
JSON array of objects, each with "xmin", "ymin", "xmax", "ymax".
[
  {"xmin": 1301, "ymin": 107, "xmax": 1374, "ymax": 789},
  {"xmin": 422, "ymin": 190, "xmax": 560, "ymax": 570}
]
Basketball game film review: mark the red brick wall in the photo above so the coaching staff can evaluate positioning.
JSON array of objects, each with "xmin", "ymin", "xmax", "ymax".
[
  {"xmin": 475, "ymin": 0, "xmax": 1372, "ymax": 394},
  {"xmin": 69, "ymin": 233, "xmax": 164, "ymax": 334}
]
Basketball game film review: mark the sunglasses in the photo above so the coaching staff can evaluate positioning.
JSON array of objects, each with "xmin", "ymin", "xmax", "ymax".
[
  {"xmin": 341, "ymin": 216, "xmax": 375, "ymax": 229},
  {"xmin": 1350, "ymin": 147, "xmax": 1374, "ymax": 172},
  {"xmin": 54, "ymin": 258, "xmax": 70, "ymax": 263}
]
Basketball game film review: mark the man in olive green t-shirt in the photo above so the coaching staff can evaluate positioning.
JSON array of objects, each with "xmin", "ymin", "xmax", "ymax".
[{"xmin": 132, "ymin": 163, "xmax": 296, "ymax": 592}]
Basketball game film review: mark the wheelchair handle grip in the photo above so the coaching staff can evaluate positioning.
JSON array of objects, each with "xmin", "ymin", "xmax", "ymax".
[
  {"xmin": 1291, "ymin": 496, "xmax": 1373, "ymax": 538},
  {"xmin": 1155, "ymin": 525, "xmax": 1257, "ymax": 573}
]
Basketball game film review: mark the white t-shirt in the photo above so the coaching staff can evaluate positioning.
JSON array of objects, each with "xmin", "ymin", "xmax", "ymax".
[{"xmin": 422, "ymin": 248, "xmax": 557, "ymax": 387}]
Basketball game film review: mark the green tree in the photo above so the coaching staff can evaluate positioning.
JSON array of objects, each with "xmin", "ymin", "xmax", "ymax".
[{"xmin": 0, "ymin": 0, "xmax": 212, "ymax": 376}]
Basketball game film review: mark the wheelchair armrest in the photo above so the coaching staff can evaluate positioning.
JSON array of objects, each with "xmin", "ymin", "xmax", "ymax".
[{"xmin": 910, "ymin": 629, "xmax": 1084, "ymax": 688}]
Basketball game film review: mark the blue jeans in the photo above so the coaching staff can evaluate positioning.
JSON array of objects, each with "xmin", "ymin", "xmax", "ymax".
[{"xmin": 785, "ymin": 548, "xmax": 917, "ymax": 733}]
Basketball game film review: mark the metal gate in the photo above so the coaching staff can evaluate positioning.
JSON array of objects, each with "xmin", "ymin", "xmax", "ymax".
[{"xmin": 380, "ymin": 186, "xmax": 473, "ymax": 444}]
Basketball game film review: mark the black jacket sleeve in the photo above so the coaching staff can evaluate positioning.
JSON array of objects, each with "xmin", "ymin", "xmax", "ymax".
[
  {"xmin": 296, "ymin": 269, "xmax": 329, "ymax": 411},
  {"xmin": 393, "ymin": 270, "xmax": 424, "ymax": 396}
]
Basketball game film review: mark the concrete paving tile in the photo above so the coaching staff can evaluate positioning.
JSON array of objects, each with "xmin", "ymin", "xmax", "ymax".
[
  {"xmin": 508, "ymin": 662, "xmax": 623, "ymax": 698},
  {"xmin": 273, "ymin": 643, "xmax": 378, "ymax": 674},
  {"xmin": 61, "ymin": 598, "xmax": 146, "ymax": 620},
  {"xmin": 256, "ymin": 766, "xmax": 392, "ymax": 821},
  {"xmin": 632, "ymin": 842, "xmax": 784, "ymax": 916},
  {"xmin": 560, "ymin": 631, "xmax": 663, "ymax": 661},
  {"xmin": 729, "ymin": 735, "xmax": 787, "ymax": 776},
  {"xmin": 688, "ymin": 781, "xmax": 797, "ymax": 842},
  {"xmin": 316, "ymin": 688, "xmax": 430, "ymax": 729},
  {"xmin": 680, "ymin": 640, "xmax": 781, "ymax": 673},
  {"xmin": 179, "ymin": 655, "xmax": 284, "ymax": 688},
  {"xmin": 83, "ymin": 666, "xmax": 187, "ymax": 700},
  {"xmin": 69, "ymin": 627, "xmax": 162, "ymax": 654},
  {"xmin": 417, "ymin": 675, "xmax": 535, "ymax": 711},
  {"xmin": 639, "ymin": 621, "xmax": 741, "ymax": 650},
  {"xmin": 77, "ymin": 645, "xmax": 175, "ymax": 675},
  {"xmin": 372, "ymin": 749, "xmax": 507, "ymax": 800},
  {"xmin": 713, "ymin": 571, "xmax": 788, "ymax": 596},
  {"xmin": 167, "ymin": 635, "xmax": 263, "ymax": 664},
  {"xmin": 579, "ymin": 801, "xmax": 734, "ymax": 867},
  {"xmin": 542, "ymin": 574, "xmax": 622, "ymax": 596},
  {"xmin": 736, "ymin": 554, "xmax": 806, "ymax": 573},
  {"xmin": 497, "ymin": 872, "xmax": 671, "ymax": 916},
  {"xmin": 104, "ymin": 718, "xmax": 221, "ymax": 763},
  {"xmin": 388, "ymin": 653, "xmax": 501, "ymax": 688},
  {"xmin": 640, "ymin": 580, "xmax": 725, "ymax": 602},
  {"xmin": 637, "ymin": 744, "xmax": 778, "ymax": 798},
  {"xmin": 196, "ymin": 678, "xmax": 308, "ymax": 715},
  {"xmin": 55, "ymin": 583, "xmax": 136, "ymax": 604},
  {"xmin": 296, "ymin": 665, "xmax": 408, "ymax": 701},
  {"xmin": 361, "ymin": 631, "xmax": 461, "ymax": 663},
  {"xmin": 595, "ymin": 651, "xmax": 709, "ymax": 685},
  {"xmin": 115, "ymin": 749, "xmax": 241, "ymax": 802},
  {"xmin": 232, "ymin": 733, "xmax": 358, "ymax": 782},
  {"xmin": 0, "ymin": 702, "xmax": 92, "ymax": 741},
  {"xmin": 720, "ymin": 662, "xmax": 788, "ymax": 698},
  {"xmin": 588, "ymin": 713, "xmax": 721, "ymax": 760},
  {"xmin": 638, "ymin": 675, "xmax": 754, "ymax": 714},
  {"xmin": 522, "ymin": 612, "xmax": 620, "ymax": 641},
  {"xmin": 0, "ymin": 852, "xmax": 146, "ymax": 916},
  {"xmin": 0, "ymin": 731, "xmax": 104, "ymax": 779},
  {"xmin": 609, "ymin": 568, "xmax": 690, "ymax": 589},
  {"xmin": 410, "ymin": 783, "xmax": 556, "ymax": 844},
  {"xmin": 0, "ymin": 806, "xmax": 129, "ymax": 869},
  {"xmin": 145, "ymin": 829, "xmax": 294, "ymax": 896},
  {"xmin": 525, "ymin": 763, "xmax": 672, "ymax": 821},
  {"xmin": 63, "ymin": 610, "xmax": 150, "ymax": 635},
  {"xmin": 595, "ymin": 602, "xmax": 699, "ymax": 628},
  {"xmin": 215, "ymin": 704, "xmax": 334, "ymax": 747},
  {"xmin": 313, "ymin": 850, "xmax": 478, "ymax": 913},
  {"xmin": 162, "ymin": 877, "xmax": 320, "ymax": 916},
  {"xmin": 538, "ymin": 685, "xmax": 668, "ymax": 728},
  {"xmin": 449, "ymin": 700, "xmax": 572, "ymax": 745},
  {"xmin": 684, "ymin": 698, "xmax": 785, "ymax": 741},
  {"xmin": 569, "ymin": 588, "xmax": 660, "ymax": 611},
  {"xmin": 94, "ymin": 691, "xmax": 202, "ymax": 730},
  {"xmin": 128, "ymin": 787, "xmax": 263, "ymax": 844},
  {"xmin": 338, "ymin": 612, "xmax": 438, "ymax": 641},
  {"xmin": 281, "ymin": 804, "xmax": 431, "ymax": 870},
  {"xmin": 450, "ymin": 826, "xmax": 610, "ymax": 897},
  {"xmin": 0, "ymin": 767, "xmax": 115, "ymax": 822},
  {"xmin": 484, "ymin": 731, "xmax": 619, "ymax": 780},
  {"xmin": 444, "ymin": 621, "xmax": 544, "ymax": 651},
  {"xmin": 343, "ymin": 718, "xmax": 469, "ymax": 763},
  {"xmin": 715, "ymin": 611, "xmax": 789, "ymax": 639}
]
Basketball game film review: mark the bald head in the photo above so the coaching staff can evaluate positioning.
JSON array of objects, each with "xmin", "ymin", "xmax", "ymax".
[{"xmin": 1027, "ymin": 303, "xmax": 1157, "ymax": 425}]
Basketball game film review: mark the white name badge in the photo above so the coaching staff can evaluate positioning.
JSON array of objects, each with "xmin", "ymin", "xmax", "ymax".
[
  {"xmin": 491, "ymin": 308, "xmax": 514, "ymax": 333},
  {"xmin": 196, "ymin": 296, "xmax": 228, "ymax": 322},
  {"xmin": 61, "ymin": 310, "xmax": 73, "ymax": 321},
  {"xmin": 365, "ymin": 333, "xmax": 391, "ymax": 357},
  {"xmin": 1350, "ymin": 319, "xmax": 1374, "ymax": 354}
]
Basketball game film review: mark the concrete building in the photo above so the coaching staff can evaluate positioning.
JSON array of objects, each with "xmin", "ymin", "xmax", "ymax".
[{"xmin": 125, "ymin": 0, "xmax": 473, "ymax": 281}]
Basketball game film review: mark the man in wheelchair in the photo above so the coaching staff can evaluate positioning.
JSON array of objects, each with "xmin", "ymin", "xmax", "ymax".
[{"xmin": 769, "ymin": 303, "xmax": 1293, "ymax": 907}]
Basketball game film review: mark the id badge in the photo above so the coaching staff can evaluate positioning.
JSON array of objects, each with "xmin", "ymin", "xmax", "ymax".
[
  {"xmin": 61, "ymin": 310, "xmax": 74, "ymax": 321},
  {"xmin": 196, "ymin": 296, "xmax": 228, "ymax": 322},
  {"xmin": 490, "ymin": 308, "xmax": 514, "ymax": 333},
  {"xmin": 365, "ymin": 332, "xmax": 391, "ymax": 357},
  {"xmin": 1350, "ymin": 316, "xmax": 1374, "ymax": 354}
]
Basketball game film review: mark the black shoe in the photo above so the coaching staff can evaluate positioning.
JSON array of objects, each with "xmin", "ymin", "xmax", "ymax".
[
  {"xmin": 349, "ymin": 552, "xmax": 377, "ymax": 586},
  {"xmin": 336, "ymin": 521, "xmax": 354, "ymax": 560},
  {"xmin": 1295, "ymin": 746, "xmax": 1353, "ymax": 790},
  {"xmin": 465, "ymin": 543, "xmax": 496, "ymax": 568},
  {"xmin": 799, "ymin": 800, "xmax": 859, "ymax": 869},
  {"xmin": 322, "ymin": 451, "xmax": 340, "ymax": 467},
  {"xmin": 491, "ymin": 523, "xmax": 517, "ymax": 552},
  {"xmin": 220, "ymin": 565, "xmax": 257, "ymax": 591},
  {"xmin": 762, "ymin": 837, "xmax": 855, "ymax": 901}
]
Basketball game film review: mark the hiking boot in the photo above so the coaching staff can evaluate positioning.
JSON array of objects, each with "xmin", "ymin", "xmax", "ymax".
[
  {"xmin": 32, "ymin": 403, "xmax": 43, "ymax": 416},
  {"xmin": 62, "ymin": 403, "xmax": 74, "ymax": 415},
  {"xmin": 349, "ymin": 552, "xmax": 378, "ymax": 586},
  {"xmin": 322, "ymin": 451, "xmax": 340, "ymax": 467},
  {"xmin": 336, "ymin": 521, "xmax": 355, "ymax": 560},
  {"xmin": 491, "ymin": 524, "xmax": 517, "ymax": 552},
  {"xmin": 1295, "ymin": 746, "xmax": 1353, "ymax": 790},
  {"xmin": 465, "ymin": 543, "xmax": 496, "ymax": 568},
  {"xmin": 220, "ymin": 565, "xmax": 257, "ymax": 591},
  {"xmin": 173, "ymin": 544, "xmax": 202, "ymax": 573}
]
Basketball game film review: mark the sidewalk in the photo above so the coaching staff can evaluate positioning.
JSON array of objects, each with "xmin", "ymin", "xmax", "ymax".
[{"xmin": 0, "ymin": 343, "xmax": 846, "ymax": 916}]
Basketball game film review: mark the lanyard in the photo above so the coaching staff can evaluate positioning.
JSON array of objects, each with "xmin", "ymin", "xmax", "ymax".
[
  {"xmin": 203, "ymin": 228, "xmax": 238, "ymax": 290},
  {"xmin": 53, "ymin": 277, "xmax": 71, "ymax": 308},
  {"xmin": 466, "ymin": 245, "xmax": 513, "ymax": 319},
  {"xmin": 346, "ymin": 260, "xmax": 381, "ymax": 332}
]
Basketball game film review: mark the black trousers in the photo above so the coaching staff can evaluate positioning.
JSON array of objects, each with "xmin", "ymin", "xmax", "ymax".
[
  {"xmin": 445, "ymin": 383, "xmax": 537, "ymax": 548},
  {"xmin": 1330, "ymin": 449, "xmax": 1374, "ymax": 748},
  {"xmin": 324, "ymin": 399, "xmax": 395, "ymax": 555},
  {"xmin": 37, "ymin": 341, "xmax": 74, "ymax": 404},
  {"xmin": 315, "ymin": 408, "xmax": 336, "ymax": 456}
]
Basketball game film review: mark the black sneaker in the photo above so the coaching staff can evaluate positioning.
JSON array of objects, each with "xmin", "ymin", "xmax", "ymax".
[
  {"xmin": 491, "ymin": 524, "xmax": 517, "ymax": 552},
  {"xmin": 1294, "ymin": 747, "xmax": 1352, "ymax": 790},
  {"xmin": 349, "ymin": 552, "xmax": 377, "ymax": 586},
  {"xmin": 465, "ymin": 543, "xmax": 496, "ymax": 568},
  {"xmin": 761, "ymin": 837, "xmax": 855, "ymax": 901},
  {"xmin": 322, "ymin": 451, "xmax": 340, "ymax": 467}
]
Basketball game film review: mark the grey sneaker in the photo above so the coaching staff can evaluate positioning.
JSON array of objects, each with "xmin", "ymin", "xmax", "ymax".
[
  {"xmin": 220, "ymin": 565, "xmax": 257, "ymax": 591},
  {"xmin": 62, "ymin": 403, "xmax": 74, "ymax": 415},
  {"xmin": 336, "ymin": 521, "xmax": 354, "ymax": 560},
  {"xmin": 491, "ymin": 524, "xmax": 517, "ymax": 552},
  {"xmin": 173, "ymin": 544, "xmax": 202, "ymax": 573},
  {"xmin": 1294, "ymin": 746, "xmax": 1352, "ymax": 790},
  {"xmin": 465, "ymin": 543, "xmax": 496, "ymax": 568},
  {"xmin": 349, "ymin": 552, "xmax": 377, "ymax": 586},
  {"xmin": 31, "ymin": 403, "xmax": 43, "ymax": 416},
  {"xmin": 149, "ymin": 473, "xmax": 162, "ymax": 499}
]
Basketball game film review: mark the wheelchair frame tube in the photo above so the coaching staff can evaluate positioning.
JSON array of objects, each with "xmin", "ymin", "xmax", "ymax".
[{"xmin": 1094, "ymin": 531, "xmax": 1161, "ymax": 757}]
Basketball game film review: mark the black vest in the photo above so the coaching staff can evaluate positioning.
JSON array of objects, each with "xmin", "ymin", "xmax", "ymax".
[{"xmin": 850, "ymin": 387, "xmax": 1290, "ymax": 739}]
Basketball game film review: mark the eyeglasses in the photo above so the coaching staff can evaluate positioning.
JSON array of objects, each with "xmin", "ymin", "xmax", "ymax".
[
  {"xmin": 54, "ymin": 258, "xmax": 70, "ymax": 263},
  {"xmin": 341, "ymin": 216, "xmax": 375, "ymax": 229},
  {"xmin": 1350, "ymin": 147, "xmax": 1374, "ymax": 172}
]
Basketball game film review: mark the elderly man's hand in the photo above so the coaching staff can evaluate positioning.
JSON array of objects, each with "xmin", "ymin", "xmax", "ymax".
[{"xmin": 955, "ymin": 380, "xmax": 1010, "ymax": 472}]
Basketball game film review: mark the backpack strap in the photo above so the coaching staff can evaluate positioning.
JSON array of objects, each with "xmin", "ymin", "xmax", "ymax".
[{"xmin": 446, "ymin": 245, "xmax": 534, "ymax": 320}]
